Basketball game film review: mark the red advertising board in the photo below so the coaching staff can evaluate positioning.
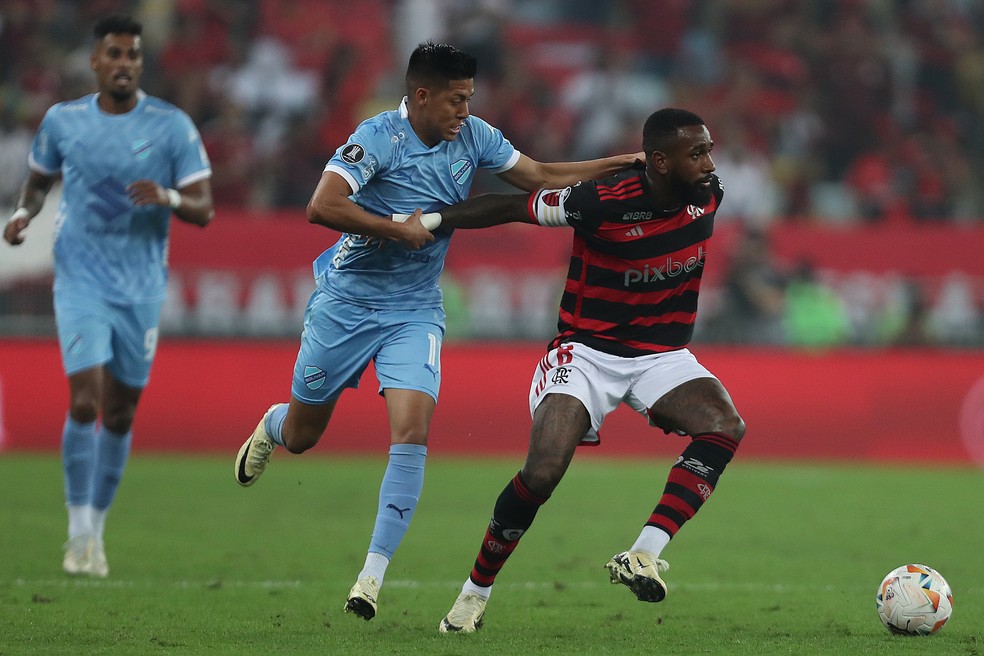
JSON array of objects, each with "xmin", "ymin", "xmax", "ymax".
[{"xmin": 2, "ymin": 339, "xmax": 982, "ymax": 466}]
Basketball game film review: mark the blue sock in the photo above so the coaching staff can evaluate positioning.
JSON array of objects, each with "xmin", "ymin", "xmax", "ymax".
[
  {"xmin": 264, "ymin": 403, "xmax": 289, "ymax": 447},
  {"xmin": 62, "ymin": 415, "xmax": 97, "ymax": 506},
  {"xmin": 368, "ymin": 444, "xmax": 427, "ymax": 559},
  {"xmin": 91, "ymin": 426, "xmax": 132, "ymax": 510}
]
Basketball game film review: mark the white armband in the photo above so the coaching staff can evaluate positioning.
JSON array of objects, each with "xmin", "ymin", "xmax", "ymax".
[
  {"xmin": 166, "ymin": 188, "xmax": 181, "ymax": 209},
  {"xmin": 8, "ymin": 207, "xmax": 30, "ymax": 224}
]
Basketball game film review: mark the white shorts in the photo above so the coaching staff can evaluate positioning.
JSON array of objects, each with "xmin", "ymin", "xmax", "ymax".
[{"xmin": 528, "ymin": 342, "xmax": 718, "ymax": 445}]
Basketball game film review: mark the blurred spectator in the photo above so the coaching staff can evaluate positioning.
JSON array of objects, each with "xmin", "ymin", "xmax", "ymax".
[
  {"xmin": 704, "ymin": 228, "xmax": 787, "ymax": 345},
  {"xmin": 199, "ymin": 99, "xmax": 260, "ymax": 206},
  {"xmin": 878, "ymin": 278, "xmax": 931, "ymax": 347},
  {"xmin": 0, "ymin": 106, "xmax": 33, "ymax": 209},
  {"xmin": 559, "ymin": 43, "xmax": 670, "ymax": 160},
  {"xmin": 783, "ymin": 259, "xmax": 850, "ymax": 349},
  {"xmin": 928, "ymin": 273, "xmax": 981, "ymax": 346},
  {"xmin": 710, "ymin": 119, "xmax": 781, "ymax": 229}
]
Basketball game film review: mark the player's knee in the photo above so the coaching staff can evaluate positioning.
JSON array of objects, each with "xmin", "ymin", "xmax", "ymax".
[
  {"xmin": 282, "ymin": 427, "xmax": 320, "ymax": 454},
  {"xmin": 521, "ymin": 457, "xmax": 566, "ymax": 497},
  {"xmin": 727, "ymin": 413, "xmax": 746, "ymax": 442},
  {"xmin": 102, "ymin": 412, "xmax": 135, "ymax": 435},
  {"xmin": 68, "ymin": 398, "xmax": 99, "ymax": 424}
]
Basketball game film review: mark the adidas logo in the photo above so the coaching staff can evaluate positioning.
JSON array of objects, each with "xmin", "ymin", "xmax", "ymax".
[{"xmin": 624, "ymin": 226, "xmax": 644, "ymax": 238}]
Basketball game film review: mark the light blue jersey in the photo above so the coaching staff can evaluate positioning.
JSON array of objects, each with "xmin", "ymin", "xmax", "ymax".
[
  {"xmin": 30, "ymin": 91, "xmax": 211, "ymax": 303},
  {"xmin": 316, "ymin": 97, "xmax": 520, "ymax": 310}
]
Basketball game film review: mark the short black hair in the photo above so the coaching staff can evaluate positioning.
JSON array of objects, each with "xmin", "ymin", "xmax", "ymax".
[
  {"xmin": 642, "ymin": 108, "xmax": 706, "ymax": 154},
  {"xmin": 405, "ymin": 41, "xmax": 477, "ymax": 92},
  {"xmin": 93, "ymin": 14, "xmax": 143, "ymax": 40}
]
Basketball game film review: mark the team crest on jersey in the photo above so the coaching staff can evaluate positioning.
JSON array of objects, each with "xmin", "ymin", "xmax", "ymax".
[
  {"xmin": 131, "ymin": 138, "xmax": 152, "ymax": 160},
  {"xmin": 341, "ymin": 143, "xmax": 366, "ymax": 164},
  {"xmin": 450, "ymin": 159, "xmax": 473, "ymax": 184},
  {"xmin": 686, "ymin": 205, "xmax": 706, "ymax": 219},
  {"xmin": 303, "ymin": 365, "xmax": 327, "ymax": 390}
]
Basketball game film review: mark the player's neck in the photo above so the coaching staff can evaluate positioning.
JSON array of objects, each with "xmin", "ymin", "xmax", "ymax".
[
  {"xmin": 644, "ymin": 172, "xmax": 682, "ymax": 213},
  {"xmin": 96, "ymin": 91, "xmax": 139, "ymax": 115}
]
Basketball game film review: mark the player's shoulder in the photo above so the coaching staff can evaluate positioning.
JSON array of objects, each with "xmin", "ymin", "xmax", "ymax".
[
  {"xmin": 581, "ymin": 167, "xmax": 647, "ymax": 198},
  {"xmin": 46, "ymin": 94, "xmax": 95, "ymax": 116},
  {"xmin": 140, "ymin": 94, "xmax": 190, "ymax": 119},
  {"xmin": 710, "ymin": 173, "xmax": 724, "ymax": 202},
  {"xmin": 458, "ymin": 113, "xmax": 503, "ymax": 147}
]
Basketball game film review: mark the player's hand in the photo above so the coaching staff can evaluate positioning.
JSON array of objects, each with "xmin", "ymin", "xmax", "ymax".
[
  {"xmin": 3, "ymin": 208, "xmax": 31, "ymax": 246},
  {"xmin": 126, "ymin": 180, "xmax": 170, "ymax": 207},
  {"xmin": 393, "ymin": 209, "xmax": 436, "ymax": 250}
]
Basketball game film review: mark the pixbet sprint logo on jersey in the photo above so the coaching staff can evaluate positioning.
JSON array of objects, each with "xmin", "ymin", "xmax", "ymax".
[{"xmin": 623, "ymin": 245, "xmax": 706, "ymax": 286}]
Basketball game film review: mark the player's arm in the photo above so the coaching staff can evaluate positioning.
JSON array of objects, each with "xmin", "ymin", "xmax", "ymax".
[
  {"xmin": 307, "ymin": 170, "xmax": 434, "ymax": 250},
  {"xmin": 495, "ymin": 152, "xmax": 643, "ymax": 192},
  {"xmin": 126, "ymin": 178, "xmax": 215, "ymax": 227},
  {"xmin": 428, "ymin": 193, "xmax": 531, "ymax": 230},
  {"xmin": 3, "ymin": 169, "xmax": 57, "ymax": 246}
]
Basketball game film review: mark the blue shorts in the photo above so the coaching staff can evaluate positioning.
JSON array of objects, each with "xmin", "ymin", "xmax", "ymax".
[
  {"xmin": 53, "ymin": 289, "xmax": 162, "ymax": 388},
  {"xmin": 291, "ymin": 289, "xmax": 445, "ymax": 404}
]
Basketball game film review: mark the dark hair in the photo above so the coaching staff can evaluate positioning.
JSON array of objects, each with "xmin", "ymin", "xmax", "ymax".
[
  {"xmin": 642, "ymin": 108, "xmax": 705, "ymax": 154},
  {"xmin": 405, "ymin": 41, "xmax": 477, "ymax": 92},
  {"xmin": 93, "ymin": 14, "xmax": 143, "ymax": 40}
]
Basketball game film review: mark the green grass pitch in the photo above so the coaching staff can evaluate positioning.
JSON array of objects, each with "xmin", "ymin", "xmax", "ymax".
[{"xmin": 1, "ymin": 453, "xmax": 981, "ymax": 655}]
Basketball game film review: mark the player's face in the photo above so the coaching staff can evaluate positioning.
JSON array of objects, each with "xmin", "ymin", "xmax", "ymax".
[
  {"xmin": 665, "ymin": 125, "xmax": 716, "ymax": 206},
  {"xmin": 415, "ymin": 79, "xmax": 473, "ymax": 146},
  {"xmin": 92, "ymin": 33, "xmax": 143, "ymax": 103}
]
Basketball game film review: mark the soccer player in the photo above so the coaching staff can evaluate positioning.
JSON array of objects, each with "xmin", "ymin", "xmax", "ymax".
[
  {"xmin": 233, "ymin": 41, "xmax": 641, "ymax": 621},
  {"xmin": 3, "ymin": 14, "xmax": 214, "ymax": 577},
  {"xmin": 426, "ymin": 108, "xmax": 745, "ymax": 632}
]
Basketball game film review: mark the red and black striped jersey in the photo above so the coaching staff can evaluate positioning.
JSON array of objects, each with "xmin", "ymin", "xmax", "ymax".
[{"xmin": 525, "ymin": 169, "xmax": 723, "ymax": 357}]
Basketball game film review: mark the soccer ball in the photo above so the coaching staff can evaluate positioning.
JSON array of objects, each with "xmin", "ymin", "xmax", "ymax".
[{"xmin": 876, "ymin": 564, "xmax": 953, "ymax": 636}]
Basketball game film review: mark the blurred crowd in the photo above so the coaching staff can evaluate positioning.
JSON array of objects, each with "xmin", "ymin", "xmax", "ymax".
[
  {"xmin": 2, "ymin": 0, "xmax": 984, "ymax": 225},
  {"xmin": 1, "ymin": 0, "xmax": 981, "ymax": 346}
]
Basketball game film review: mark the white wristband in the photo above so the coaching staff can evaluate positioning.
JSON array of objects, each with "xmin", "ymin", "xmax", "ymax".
[
  {"xmin": 420, "ymin": 212, "xmax": 442, "ymax": 230},
  {"xmin": 9, "ymin": 207, "xmax": 30, "ymax": 223},
  {"xmin": 166, "ymin": 188, "xmax": 181, "ymax": 209},
  {"xmin": 391, "ymin": 212, "xmax": 442, "ymax": 230}
]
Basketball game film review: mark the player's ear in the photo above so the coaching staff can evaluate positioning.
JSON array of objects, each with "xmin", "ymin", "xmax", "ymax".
[
  {"xmin": 413, "ymin": 87, "xmax": 429, "ymax": 106},
  {"xmin": 651, "ymin": 150, "xmax": 669, "ymax": 174}
]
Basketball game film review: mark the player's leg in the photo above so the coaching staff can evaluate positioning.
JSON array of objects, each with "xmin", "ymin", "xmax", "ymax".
[
  {"xmin": 235, "ymin": 291, "xmax": 374, "ymax": 486},
  {"xmin": 88, "ymin": 373, "xmax": 142, "ymax": 578},
  {"xmin": 61, "ymin": 368, "xmax": 103, "ymax": 574},
  {"xmin": 441, "ymin": 393, "xmax": 589, "ymax": 633},
  {"xmin": 54, "ymin": 290, "xmax": 114, "ymax": 575},
  {"xmin": 608, "ymin": 351, "xmax": 744, "ymax": 601},
  {"xmin": 85, "ymin": 300, "xmax": 158, "ymax": 577},
  {"xmin": 346, "ymin": 309, "xmax": 441, "ymax": 620},
  {"xmin": 442, "ymin": 343, "xmax": 611, "ymax": 633}
]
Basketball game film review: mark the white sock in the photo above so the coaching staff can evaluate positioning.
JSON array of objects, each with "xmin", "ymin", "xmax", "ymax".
[
  {"xmin": 462, "ymin": 578, "xmax": 492, "ymax": 600},
  {"xmin": 358, "ymin": 552, "xmax": 390, "ymax": 586},
  {"xmin": 90, "ymin": 507, "xmax": 108, "ymax": 542},
  {"xmin": 66, "ymin": 504, "xmax": 92, "ymax": 539},
  {"xmin": 630, "ymin": 526, "xmax": 672, "ymax": 558}
]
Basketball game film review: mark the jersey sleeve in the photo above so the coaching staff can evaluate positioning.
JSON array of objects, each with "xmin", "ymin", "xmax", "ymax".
[
  {"xmin": 528, "ymin": 179, "xmax": 602, "ymax": 229},
  {"xmin": 324, "ymin": 118, "xmax": 391, "ymax": 194},
  {"xmin": 468, "ymin": 115, "xmax": 519, "ymax": 173},
  {"xmin": 172, "ymin": 110, "xmax": 212, "ymax": 188},
  {"xmin": 27, "ymin": 106, "xmax": 63, "ymax": 176}
]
